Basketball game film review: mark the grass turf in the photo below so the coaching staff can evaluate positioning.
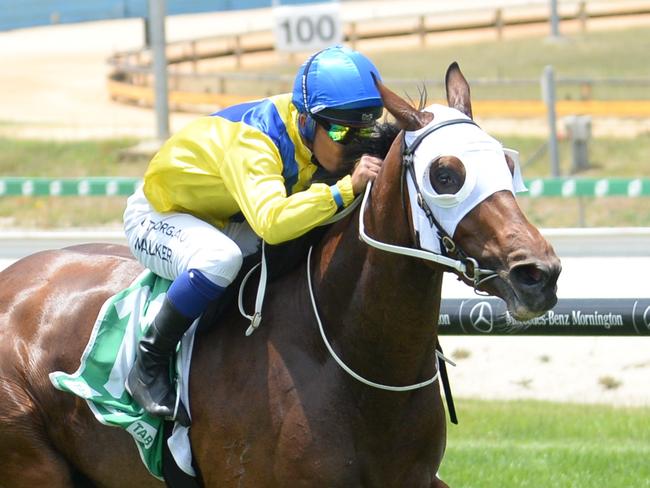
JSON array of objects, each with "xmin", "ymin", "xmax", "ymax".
[{"xmin": 440, "ymin": 399, "xmax": 650, "ymax": 487}]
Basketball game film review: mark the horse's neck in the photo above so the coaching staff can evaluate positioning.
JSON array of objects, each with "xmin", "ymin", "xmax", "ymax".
[{"xmin": 313, "ymin": 181, "xmax": 443, "ymax": 392}]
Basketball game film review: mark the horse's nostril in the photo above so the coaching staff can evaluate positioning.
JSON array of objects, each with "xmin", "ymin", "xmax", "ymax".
[{"xmin": 511, "ymin": 264, "xmax": 545, "ymax": 287}]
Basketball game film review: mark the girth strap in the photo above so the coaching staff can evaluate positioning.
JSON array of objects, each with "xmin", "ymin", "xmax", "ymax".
[{"xmin": 436, "ymin": 342, "xmax": 458, "ymax": 425}]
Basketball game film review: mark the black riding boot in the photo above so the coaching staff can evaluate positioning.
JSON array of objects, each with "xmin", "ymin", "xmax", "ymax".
[{"xmin": 126, "ymin": 296, "xmax": 193, "ymax": 425}]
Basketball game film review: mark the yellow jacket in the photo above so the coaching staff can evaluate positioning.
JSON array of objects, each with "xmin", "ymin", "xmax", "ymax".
[{"xmin": 143, "ymin": 94, "xmax": 355, "ymax": 244}]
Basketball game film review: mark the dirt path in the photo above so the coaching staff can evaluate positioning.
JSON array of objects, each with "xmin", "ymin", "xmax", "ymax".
[{"xmin": 0, "ymin": 18, "xmax": 196, "ymax": 140}]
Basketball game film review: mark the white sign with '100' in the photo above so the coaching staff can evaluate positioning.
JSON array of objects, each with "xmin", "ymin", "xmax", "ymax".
[{"xmin": 273, "ymin": 2, "xmax": 343, "ymax": 52}]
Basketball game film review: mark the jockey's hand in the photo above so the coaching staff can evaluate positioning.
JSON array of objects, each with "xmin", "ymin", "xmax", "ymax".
[{"xmin": 351, "ymin": 155, "xmax": 383, "ymax": 195}]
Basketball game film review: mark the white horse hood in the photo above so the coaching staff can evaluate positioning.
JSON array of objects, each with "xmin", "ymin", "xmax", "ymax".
[{"xmin": 404, "ymin": 104, "xmax": 527, "ymax": 254}]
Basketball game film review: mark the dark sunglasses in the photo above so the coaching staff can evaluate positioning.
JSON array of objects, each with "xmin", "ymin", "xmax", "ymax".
[{"xmin": 315, "ymin": 117, "xmax": 375, "ymax": 145}]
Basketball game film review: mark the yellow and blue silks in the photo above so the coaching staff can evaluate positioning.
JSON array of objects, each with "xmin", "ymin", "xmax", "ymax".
[{"xmin": 142, "ymin": 93, "xmax": 355, "ymax": 245}]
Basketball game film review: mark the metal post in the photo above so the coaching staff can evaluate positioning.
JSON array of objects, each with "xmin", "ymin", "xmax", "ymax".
[
  {"xmin": 148, "ymin": 0, "xmax": 170, "ymax": 141},
  {"xmin": 564, "ymin": 115, "xmax": 592, "ymax": 173},
  {"xmin": 495, "ymin": 8, "xmax": 503, "ymax": 40},
  {"xmin": 143, "ymin": 17, "xmax": 151, "ymax": 48},
  {"xmin": 349, "ymin": 22, "xmax": 357, "ymax": 49},
  {"xmin": 549, "ymin": 0, "xmax": 561, "ymax": 39},
  {"xmin": 541, "ymin": 65, "xmax": 560, "ymax": 177},
  {"xmin": 418, "ymin": 16, "xmax": 426, "ymax": 47},
  {"xmin": 578, "ymin": 1, "xmax": 588, "ymax": 32}
]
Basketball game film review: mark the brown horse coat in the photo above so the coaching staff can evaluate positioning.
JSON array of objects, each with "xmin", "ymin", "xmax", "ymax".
[{"xmin": 0, "ymin": 63, "xmax": 560, "ymax": 487}]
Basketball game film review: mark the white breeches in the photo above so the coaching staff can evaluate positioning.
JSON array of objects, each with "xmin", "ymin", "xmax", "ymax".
[{"xmin": 123, "ymin": 187, "xmax": 260, "ymax": 287}]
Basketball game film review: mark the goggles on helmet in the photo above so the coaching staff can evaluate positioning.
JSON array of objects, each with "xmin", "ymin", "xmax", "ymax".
[{"xmin": 315, "ymin": 116, "xmax": 375, "ymax": 145}]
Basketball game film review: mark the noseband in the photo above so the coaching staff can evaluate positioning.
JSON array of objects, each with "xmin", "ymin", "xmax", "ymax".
[{"xmin": 359, "ymin": 118, "xmax": 498, "ymax": 291}]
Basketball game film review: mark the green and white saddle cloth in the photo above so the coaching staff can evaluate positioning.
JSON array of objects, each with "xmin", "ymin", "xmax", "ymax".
[{"xmin": 49, "ymin": 270, "xmax": 197, "ymax": 481}]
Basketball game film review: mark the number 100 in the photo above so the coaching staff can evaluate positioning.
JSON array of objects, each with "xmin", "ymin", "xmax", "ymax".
[{"xmin": 279, "ymin": 15, "xmax": 336, "ymax": 44}]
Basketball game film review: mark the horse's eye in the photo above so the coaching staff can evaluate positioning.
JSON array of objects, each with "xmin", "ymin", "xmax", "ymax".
[
  {"xmin": 437, "ymin": 171, "xmax": 452, "ymax": 186},
  {"xmin": 429, "ymin": 157, "xmax": 466, "ymax": 195}
]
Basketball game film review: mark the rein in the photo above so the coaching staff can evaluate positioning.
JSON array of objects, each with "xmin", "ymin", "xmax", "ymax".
[
  {"xmin": 306, "ymin": 246, "xmax": 452, "ymax": 392},
  {"xmin": 240, "ymin": 119, "xmax": 499, "ymax": 399},
  {"xmin": 305, "ymin": 119, "xmax": 501, "ymax": 398},
  {"xmin": 238, "ymin": 192, "xmax": 456, "ymax": 392},
  {"xmin": 239, "ymin": 197, "xmax": 362, "ymax": 336}
]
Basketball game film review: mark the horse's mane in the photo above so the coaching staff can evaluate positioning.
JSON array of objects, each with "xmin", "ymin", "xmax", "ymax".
[{"xmin": 356, "ymin": 121, "xmax": 402, "ymax": 159}]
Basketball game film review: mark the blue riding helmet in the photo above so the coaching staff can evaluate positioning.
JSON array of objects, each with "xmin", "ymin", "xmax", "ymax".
[{"xmin": 292, "ymin": 45, "xmax": 384, "ymax": 128}]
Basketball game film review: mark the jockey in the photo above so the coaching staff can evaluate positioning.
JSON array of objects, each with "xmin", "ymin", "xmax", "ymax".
[{"xmin": 123, "ymin": 45, "xmax": 385, "ymax": 424}]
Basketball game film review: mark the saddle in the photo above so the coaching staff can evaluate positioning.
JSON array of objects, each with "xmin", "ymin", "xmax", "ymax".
[
  {"xmin": 199, "ymin": 225, "xmax": 329, "ymax": 331},
  {"xmin": 49, "ymin": 227, "xmax": 330, "ymax": 486}
]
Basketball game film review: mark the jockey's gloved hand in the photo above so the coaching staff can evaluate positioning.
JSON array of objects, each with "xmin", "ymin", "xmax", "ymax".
[{"xmin": 351, "ymin": 155, "xmax": 383, "ymax": 195}]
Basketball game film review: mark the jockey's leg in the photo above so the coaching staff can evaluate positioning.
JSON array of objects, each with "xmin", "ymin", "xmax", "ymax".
[
  {"xmin": 124, "ymin": 189, "xmax": 250, "ymax": 425},
  {"xmin": 126, "ymin": 268, "xmax": 227, "ymax": 425}
]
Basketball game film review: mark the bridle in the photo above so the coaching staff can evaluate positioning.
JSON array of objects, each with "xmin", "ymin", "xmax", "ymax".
[
  {"xmin": 359, "ymin": 118, "xmax": 499, "ymax": 292},
  {"xmin": 242, "ymin": 117, "xmax": 500, "ymax": 401},
  {"xmin": 305, "ymin": 117, "xmax": 501, "ymax": 397}
]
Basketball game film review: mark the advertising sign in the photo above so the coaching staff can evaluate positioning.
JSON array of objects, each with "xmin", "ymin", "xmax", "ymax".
[{"xmin": 437, "ymin": 298, "xmax": 650, "ymax": 335}]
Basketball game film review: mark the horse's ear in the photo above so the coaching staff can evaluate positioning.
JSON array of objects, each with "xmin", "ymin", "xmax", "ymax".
[
  {"xmin": 445, "ymin": 62, "xmax": 473, "ymax": 119},
  {"xmin": 373, "ymin": 73, "xmax": 433, "ymax": 131}
]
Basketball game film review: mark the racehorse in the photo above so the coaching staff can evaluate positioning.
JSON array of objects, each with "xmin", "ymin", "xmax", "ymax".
[{"xmin": 0, "ymin": 63, "xmax": 560, "ymax": 487}]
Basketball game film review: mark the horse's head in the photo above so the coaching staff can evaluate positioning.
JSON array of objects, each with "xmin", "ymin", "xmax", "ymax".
[{"xmin": 373, "ymin": 62, "xmax": 561, "ymax": 320}]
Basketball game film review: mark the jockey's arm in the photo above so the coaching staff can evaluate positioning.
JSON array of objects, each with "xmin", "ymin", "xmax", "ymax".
[{"xmin": 220, "ymin": 138, "xmax": 354, "ymax": 245}]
